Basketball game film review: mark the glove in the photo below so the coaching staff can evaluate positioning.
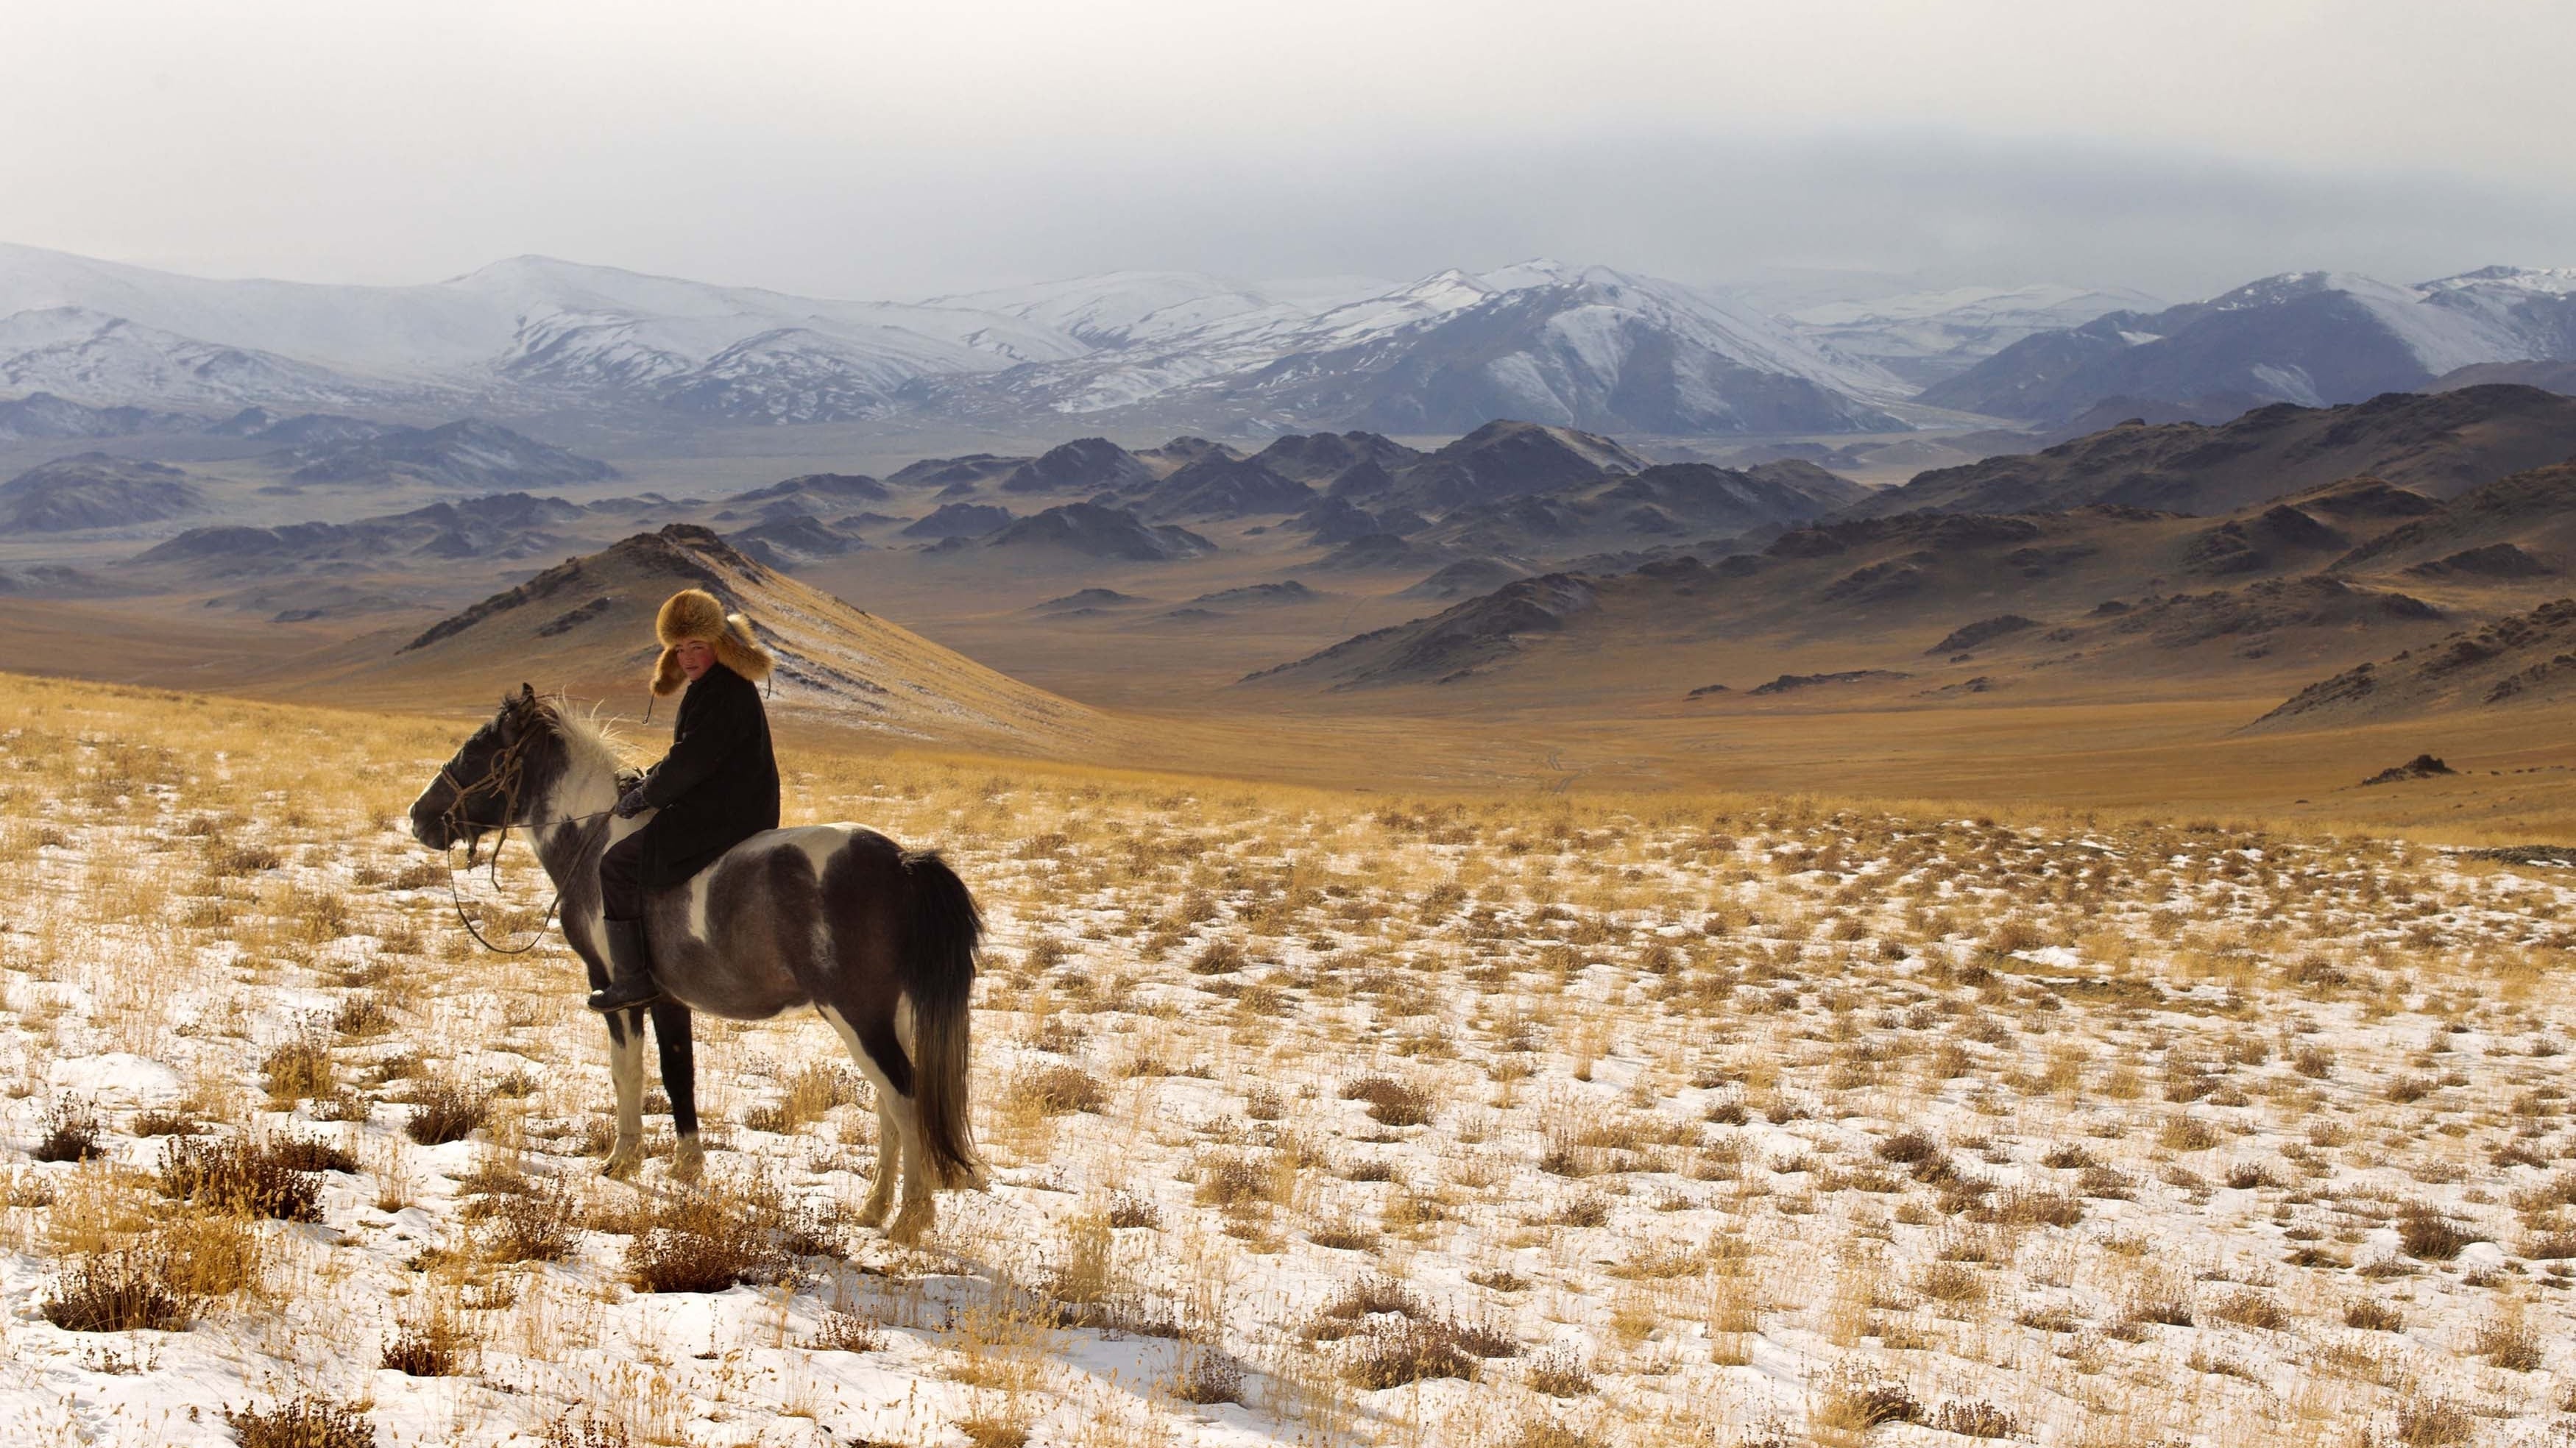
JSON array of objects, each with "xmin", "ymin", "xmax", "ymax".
[{"xmin": 613, "ymin": 787, "xmax": 653, "ymax": 819}]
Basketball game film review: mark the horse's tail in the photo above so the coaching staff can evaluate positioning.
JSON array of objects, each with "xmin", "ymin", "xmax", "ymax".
[{"xmin": 899, "ymin": 848, "xmax": 986, "ymax": 1189}]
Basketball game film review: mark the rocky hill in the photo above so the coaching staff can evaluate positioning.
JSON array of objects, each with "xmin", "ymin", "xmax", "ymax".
[
  {"xmin": 2253, "ymin": 596, "xmax": 2576, "ymax": 729},
  {"xmin": 983, "ymin": 502, "xmax": 1215, "ymax": 561},
  {"xmin": 2322, "ymin": 461, "xmax": 2576, "ymax": 577},
  {"xmin": 1856, "ymin": 386, "xmax": 2576, "ymax": 518},
  {"xmin": 0, "ymin": 452, "xmax": 202, "ymax": 531},
  {"xmin": 132, "ymin": 493, "xmax": 584, "ymax": 576},
  {"xmin": 282, "ymin": 419, "xmax": 618, "ymax": 491},
  {"xmin": 1247, "ymin": 477, "xmax": 2499, "ymax": 697}
]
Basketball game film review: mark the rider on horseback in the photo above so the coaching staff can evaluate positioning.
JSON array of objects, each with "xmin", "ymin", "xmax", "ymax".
[{"xmin": 589, "ymin": 588, "xmax": 782, "ymax": 1012}]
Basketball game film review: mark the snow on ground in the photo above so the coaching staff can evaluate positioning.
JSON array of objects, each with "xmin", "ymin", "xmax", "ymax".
[{"xmin": 5, "ymin": 677, "xmax": 2576, "ymax": 1447}]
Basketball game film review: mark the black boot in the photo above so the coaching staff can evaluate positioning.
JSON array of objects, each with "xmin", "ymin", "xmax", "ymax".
[{"xmin": 589, "ymin": 918, "xmax": 665, "ymax": 1012}]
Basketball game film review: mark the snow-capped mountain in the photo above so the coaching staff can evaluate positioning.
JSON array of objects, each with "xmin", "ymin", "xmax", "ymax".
[
  {"xmin": 943, "ymin": 260, "xmax": 1913, "ymax": 436},
  {"xmin": 0, "ymin": 244, "xmax": 1080, "ymax": 421},
  {"xmin": 0, "ymin": 305, "xmax": 405, "ymax": 411},
  {"xmin": 1785, "ymin": 283, "xmax": 2165, "ymax": 388},
  {"xmin": 1922, "ymin": 267, "xmax": 2576, "ymax": 421},
  {"xmin": 12, "ymin": 242, "xmax": 2564, "ymax": 437}
]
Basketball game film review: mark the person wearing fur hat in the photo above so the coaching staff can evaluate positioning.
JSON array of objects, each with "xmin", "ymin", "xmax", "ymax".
[{"xmin": 590, "ymin": 588, "xmax": 782, "ymax": 1012}]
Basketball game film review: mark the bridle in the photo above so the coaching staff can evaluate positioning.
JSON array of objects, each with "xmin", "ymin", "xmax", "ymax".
[{"xmin": 435, "ymin": 718, "xmax": 611, "ymax": 955}]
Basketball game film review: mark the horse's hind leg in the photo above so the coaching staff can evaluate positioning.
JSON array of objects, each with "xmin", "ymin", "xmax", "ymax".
[
  {"xmin": 602, "ymin": 1009, "xmax": 648, "ymax": 1179},
  {"xmin": 651, "ymin": 1002, "xmax": 702, "ymax": 1184},
  {"xmin": 817, "ymin": 1003, "xmax": 923, "ymax": 1238},
  {"xmin": 857, "ymin": 1093, "xmax": 901, "ymax": 1229}
]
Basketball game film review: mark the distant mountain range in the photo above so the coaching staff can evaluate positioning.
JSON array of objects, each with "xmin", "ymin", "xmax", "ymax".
[
  {"xmin": 8, "ymin": 243, "xmax": 2576, "ymax": 439},
  {"xmin": 0, "ymin": 245, "xmax": 2014, "ymax": 437}
]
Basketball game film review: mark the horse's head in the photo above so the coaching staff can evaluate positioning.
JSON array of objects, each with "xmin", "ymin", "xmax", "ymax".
[{"xmin": 408, "ymin": 684, "xmax": 551, "ymax": 850}]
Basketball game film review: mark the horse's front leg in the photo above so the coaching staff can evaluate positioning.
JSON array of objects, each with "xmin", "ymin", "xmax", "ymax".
[
  {"xmin": 651, "ymin": 1001, "xmax": 702, "ymax": 1184},
  {"xmin": 602, "ymin": 1009, "xmax": 648, "ymax": 1179}
]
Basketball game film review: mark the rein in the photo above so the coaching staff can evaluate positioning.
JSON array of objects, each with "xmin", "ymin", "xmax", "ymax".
[{"xmin": 436, "ymin": 727, "xmax": 615, "ymax": 954}]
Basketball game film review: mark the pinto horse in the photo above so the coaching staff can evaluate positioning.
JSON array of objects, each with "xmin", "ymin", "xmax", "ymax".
[{"xmin": 408, "ymin": 685, "xmax": 986, "ymax": 1242}]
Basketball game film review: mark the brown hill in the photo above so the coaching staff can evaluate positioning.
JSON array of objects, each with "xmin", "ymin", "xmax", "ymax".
[
  {"xmin": 283, "ymin": 523, "xmax": 1105, "ymax": 749},
  {"xmin": 1854, "ymin": 385, "xmax": 2576, "ymax": 519},
  {"xmin": 1245, "ymin": 486, "xmax": 2471, "ymax": 700},
  {"xmin": 2326, "ymin": 461, "xmax": 2576, "ymax": 577},
  {"xmin": 2253, "ymin": 597, "xmax": 2576, "ymax": 730}
]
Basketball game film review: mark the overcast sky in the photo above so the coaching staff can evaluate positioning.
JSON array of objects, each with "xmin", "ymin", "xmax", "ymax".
[{"xmin": 5, "ymin": 0, "xmax": 2570, "ymax": 303}]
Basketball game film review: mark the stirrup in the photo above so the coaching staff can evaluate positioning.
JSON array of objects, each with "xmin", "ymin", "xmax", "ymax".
[{"xmin": 587, "ymin": 976, "xmax": 665, "ymax": 1012}]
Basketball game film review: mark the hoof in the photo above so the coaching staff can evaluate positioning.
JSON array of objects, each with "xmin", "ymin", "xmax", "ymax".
[
  {"xmin": 887, "ymin": 1203, "xmax": 933, "ymax": 1246},
  {"xmin": 669, "ymin": 1137, "xmax": 705, "ymax": 1185},
  {"xmin": 602, "ymin": 1145, "xmax": 641, "ymax": 1181},
  {"xmin": 853, "ymin": 1196, "xmax": 891, "ymax": 1230}
]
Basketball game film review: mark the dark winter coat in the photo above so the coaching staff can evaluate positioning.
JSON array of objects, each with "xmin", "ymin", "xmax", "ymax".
[{"xmin": 629, "ymin": 661, "xmax": 780, "ymax": 892}]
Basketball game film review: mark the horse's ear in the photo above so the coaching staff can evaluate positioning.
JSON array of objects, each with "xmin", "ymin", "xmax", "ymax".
[{"xmin": 519, "ymin": 683, "xmax": 536, "ymax": 705}]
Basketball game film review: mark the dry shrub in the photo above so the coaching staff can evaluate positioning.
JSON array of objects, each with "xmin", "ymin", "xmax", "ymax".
[
  {"xmin": 2158, "ymin": 1115, "xmax": 2220, "ymax": 1151},
  {"xmin": 2209, "ymin": 1289, "xmax": 2287, "ymax": 1330},
  {"xmin": 1309, "ymin": 1216, "xmax": 1379, "ymax": 1252},
  {"xmin": 1814, "ymin": 1363, "xmax": 1920, "ymax": 1435},
  {"xmin": 224, "ymin": 1397, "xmax": 375, "ymax": 1448},
  {"xmin": 2292, "ymin": 1044, "xmax": 2337, "ymax": 1079},
  {"xmin": 2344, "ymin": 1299, "xmax": 2405, "ymax": 1332},
  {"xmin": 331, "ymin": 995, "xmax": 394, "ymax": 1039},
  {"xmin": 1345, "ymin": 1316, "xmax": 1478, "ymax": 1388},
  {"xmin": 475, "ymin": 1179, "xmax": 581, "ymax": 1263},
  {"xmin": 2396, "ymin": 1206, "xmax": 2472, "ymax": 1261},
  {"xmin": 32, "ymin": 1099, "xmax": 105, "ymax": 1163},
  {"xmin": 2040, "ymin": 1143, "xmax": 2098, "ymax": 1169},
  {"xmin": 2123, "ymin": 1273, "xmax": 2194, "ymax": 1327},
  {"xmin": 1105, "ymin": 1190, "xmax": 1161, "ymax": 1229},
  {"xmin": 1526, "ymin": 1342, "xmax": 1594, "ymax": 1398},
  {"xmin": 131, "ymin": 1108, "xmax": 205, "ymax": 1138},
  {"xmin": 265, "ymin": 1135, "xmax": 359, "ymax": 1174},
  {"xmin": 1550, "ymin": 1193, "xmax": 1610, "ymax": 1228},
  {"xmin": 1008, "ymin": 1064, "xmax": 1107, "ymax": 1117},
  {"xmin": 1192, "ymin": 1151, "xmax": 1276, "ymax": 1209},
  {"xmin": 382, "ymin": 1302, "xmax": 473, "ymax": 1376},
  {"xmin": 1875, "ymin": 1130, "xmax": 1939, "ymax": 1165},
  {"xmin": 624, "ymin": 1190, "xmax": 788, "ymax": 1293},
  {"xmin": 1930, "ymin": 1402, "xmax": 2020, "ymax": 1439},
  {"xmin": 40, "ymin": 1246, "xmax": 203, "ymax": 1332},
  {"xmin": 2473, "ymin": 1310, "xmax": 2543, "ymax": 1371},
  {"xmin": 1189, "ymin": 939, "xmax": 1245, "ymax": 975},
  {"xmin": 810, "ymin": 1307, "xmax": 880, "ymax": 1352},
  {"xmin": 1342, "ymin": 1075, "xmax": 1434, "ymax": 1127},
  {"xmin": 2393, "ymin": 1398, "xmax": 2474, "ymax": 1447},
  {"xmin": 402, "ymin": 1073, "xmax": 491, "ymax": 1145},
  {"xmin": 1309, "ymin": 1273, "xmax": 1426, "ymax": 1336},
  {"xmin": 1167, "ymin": 1343, "xmax": 1247, "ymax": 1405},
  {"xmin": 1917, "ymin": 1261, "xmax": 1985, "ymax": 1305},
  {"xmin": 160, "ymin": 1137, "xmax": 322, "ymax": 1221},
  {"xmin": 259, "ymin": 1032, "xmax": 335, "ymax": 1104}
]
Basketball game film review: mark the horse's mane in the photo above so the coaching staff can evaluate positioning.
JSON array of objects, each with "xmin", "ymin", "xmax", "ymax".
[{"xmin": 533, "ymin": 695, "xmax": 634, "ymax": 782}]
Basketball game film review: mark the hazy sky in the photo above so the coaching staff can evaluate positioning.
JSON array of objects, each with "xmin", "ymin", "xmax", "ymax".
[{"xmin": 6, "ymin": 0, "xmax": 2571, "ymax": 302}]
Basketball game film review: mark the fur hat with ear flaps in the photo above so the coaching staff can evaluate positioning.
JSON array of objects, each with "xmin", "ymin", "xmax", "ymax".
[{"xmin": 650, "ymin": 588, "xmax": 774, "ymax": 696}]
